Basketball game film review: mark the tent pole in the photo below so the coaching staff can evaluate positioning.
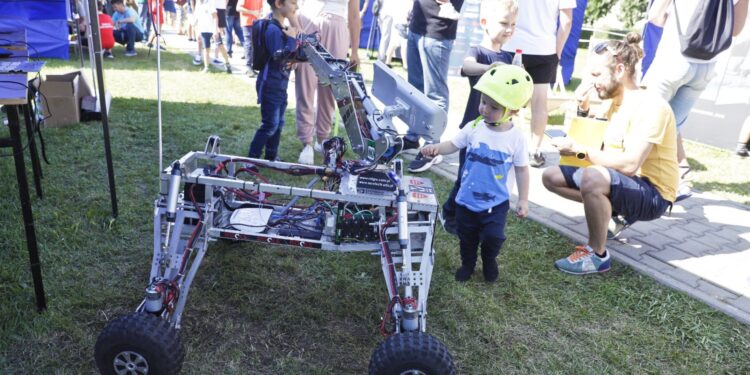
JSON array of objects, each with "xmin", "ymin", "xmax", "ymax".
[{"xmin": 87, "ymin": 0, "xmax": 119, "ymax": 218}]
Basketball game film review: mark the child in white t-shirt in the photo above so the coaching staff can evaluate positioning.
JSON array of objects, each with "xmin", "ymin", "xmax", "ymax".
[{"xmin": 419, "ymin": 65, "xmax": 533, "ymax": 282}]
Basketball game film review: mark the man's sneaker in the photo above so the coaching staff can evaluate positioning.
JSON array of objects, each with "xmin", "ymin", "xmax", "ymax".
[
  {"xmin": 212, "ymin": 58, "xmax": 222, "ymax": 65},
  {"xmin": 298, "ymin": 144, "xmax": 314, "ymax": 165},
  {"xmin": 402, "ymin": 137, "xmax": 420, "ymax": 150},
  {"xmin": 124, "ymin": 50, "xmax": 137, "ymax": 57},
  {"xmin": 483, "ymin": 258, "xmax": 499, "ymax": 282},
  {"xmin": 408, "ymin": 154, "xmax": 442, "ymax": 173},
  {"xmin": 554, "ymin": 245, "xmax": 611, "ymax": 275},
  {"xmin": 607, "ymin": 215, "xmax": 630, "ymax": 239},
  {"xmin": 529, "ymin": 151, "xmax": 545, "ymax": 168},
  {"xmin": 246, "ymin": 69, "xmax": 257, "ymax": 77},
  {"xmin": 192, "ymin": 55, "xmax": 202, "ymax": 65},
  {"xmin": 454, "ymin": 265, "xmax": 474, "ymax": 282},
  {"xmin": 736, "ymin": 142, "xmax": 749, "ymax": 157}
]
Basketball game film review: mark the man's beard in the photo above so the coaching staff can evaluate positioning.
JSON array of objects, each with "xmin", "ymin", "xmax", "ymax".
[{"xmin": 597, "ymin": 81, "xmax": 620, "ymax": 100}]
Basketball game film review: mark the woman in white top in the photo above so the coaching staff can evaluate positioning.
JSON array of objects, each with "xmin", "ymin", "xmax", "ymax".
[{"xmin": 292, "ymin": 0, "xmax": 362, "ymax": 165}]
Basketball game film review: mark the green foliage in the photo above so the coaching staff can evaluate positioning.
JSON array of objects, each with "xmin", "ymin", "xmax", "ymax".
[
  {"xmin": 585, "ymin": 0, "xmax": 648, "ymax": 28},
  {"xmin": 618, "ymin": 0, "xmax": 649, "ymax": 28},
  {"xmin": 585, "ymin": 0, "xmax": 618, "ymax": 25}
]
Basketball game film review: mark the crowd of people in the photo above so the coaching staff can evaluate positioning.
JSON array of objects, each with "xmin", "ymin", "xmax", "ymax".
[{"xmin": 87, "ymin": 0, "xmax": 750, "ymax": 281}]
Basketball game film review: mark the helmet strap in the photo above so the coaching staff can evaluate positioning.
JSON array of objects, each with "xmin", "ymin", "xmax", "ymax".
[
  {"xmin": 486, "ymin": 108, "xmax": 513, "ymax": 126},
  {"xmin": 499, "ymin": 107, "xmax": 513, "ymax": 124}
]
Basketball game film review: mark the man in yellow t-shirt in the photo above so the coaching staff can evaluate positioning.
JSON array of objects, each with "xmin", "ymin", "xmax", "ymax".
[{"xmin": 542, "ymin": 33, "xmax": 679, "ymax": 275}]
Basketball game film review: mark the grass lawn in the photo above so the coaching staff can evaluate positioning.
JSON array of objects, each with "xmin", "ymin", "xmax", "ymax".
[{"xmin": 1, "ymin": 46, "xmax": 749, "ymax": 374}]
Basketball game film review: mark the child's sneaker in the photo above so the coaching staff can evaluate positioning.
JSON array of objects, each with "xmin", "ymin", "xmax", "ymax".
[
  {"xmin": 298, "ymin": 144, "xmax": 314, "ymax": 165},
  {"xmin": 554, "ymin": 245, "xmax": 610, "ymax": 275},
  {"xmin": 408, "ymin": 154, "xmax": 442, "ymax": 173},
  {"xmin": 454, "ymin": 265, "xmax": 474, "ymax": 282},
  {"xmin": 225, "ymin": 64, "xmax": 232, "ymax": 74},
  {"xmin": 483, "ymin": 258, "xmax": 499, "ymax": 282},
  {"xmin": 529, "ymin": 151, "xmax": 545, "ymax": 168}
]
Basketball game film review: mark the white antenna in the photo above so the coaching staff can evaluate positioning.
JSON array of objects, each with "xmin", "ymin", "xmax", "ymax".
[{"xmin": 155, "ymin": 5, "xmax": 163, "ymax": 173}]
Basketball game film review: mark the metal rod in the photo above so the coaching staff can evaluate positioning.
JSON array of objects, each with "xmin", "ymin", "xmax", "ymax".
[
  {"xmin": 88, "ymin": 0, "xmax": 119, "ymax": 218},
  {"xmin": 7, "ymin": 106, "xmax": 47, "ymax": 312}
]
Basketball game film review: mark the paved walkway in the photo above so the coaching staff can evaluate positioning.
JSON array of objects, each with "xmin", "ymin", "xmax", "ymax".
[
  {"xmin": 430, "ymin": 152, "xmax": 750, "ymax": 325},
  {"xmin": 150, "ymin": 29, "xmax": 750, "ymax": 325}
]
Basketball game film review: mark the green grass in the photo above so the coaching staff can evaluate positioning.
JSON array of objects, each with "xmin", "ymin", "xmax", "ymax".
[{"xmin": 1, "ymin": 46, "xmax": 750, "ymax": 374}]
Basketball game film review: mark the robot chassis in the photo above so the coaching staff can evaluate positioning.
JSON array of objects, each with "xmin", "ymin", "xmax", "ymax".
[{"xmin": 95, "ymin": 34, "xmax": 455, "ymax": 375}]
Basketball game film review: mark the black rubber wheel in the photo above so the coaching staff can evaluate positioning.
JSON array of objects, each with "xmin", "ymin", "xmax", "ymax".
[
  {"xmin": 369, "ymin": 332, "xmax": 456, "ymax": 375},
  {"xmin": 95, "ymin": 312, "xmax": 185, "ymax": 375}
]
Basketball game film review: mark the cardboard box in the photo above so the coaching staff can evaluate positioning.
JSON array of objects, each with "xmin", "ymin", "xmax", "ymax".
[
  {"xmin": 40, "ymin": 70, "xmax": 93, "ymax": 127},
  {"xmin": 80, "ymin": 91, "xmax": 112, "ymax": 122}
]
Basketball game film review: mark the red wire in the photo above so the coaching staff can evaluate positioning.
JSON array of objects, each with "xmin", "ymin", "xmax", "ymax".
[{"xmin": 378, "ymin": 212, "xmax": 400, "ymax": 336}]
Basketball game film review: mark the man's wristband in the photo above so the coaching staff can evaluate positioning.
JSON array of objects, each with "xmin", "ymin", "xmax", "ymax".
[{"xmin": 576, "ymin": 106, "xmax": 590, "ymax": 117}]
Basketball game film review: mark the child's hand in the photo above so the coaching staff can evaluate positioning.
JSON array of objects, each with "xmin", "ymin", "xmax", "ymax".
[
  {"xmin": 516, "ymin": 199, "xmax": 528, "ymax": 218},
  {"xmin": 420, "ymin": 145, "xmax": 439, "ymax": 158}
]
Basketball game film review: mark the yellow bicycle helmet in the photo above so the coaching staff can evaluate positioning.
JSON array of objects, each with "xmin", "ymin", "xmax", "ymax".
[{"xmin": 474, "ymin": 65, "xmax": 533, "ymax": 122}]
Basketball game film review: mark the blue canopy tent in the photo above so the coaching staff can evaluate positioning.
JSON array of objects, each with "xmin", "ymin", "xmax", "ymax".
[{"xmin": 0, "ymin": 0, "xmax": 69, "ymax": 59}]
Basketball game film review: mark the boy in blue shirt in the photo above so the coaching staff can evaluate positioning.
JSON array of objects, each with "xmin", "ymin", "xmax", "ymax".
[
  {"xmin": 440, "ymin": 0, "xmax": 518, "ymax": 235},
  {"xmin": 111, "ymin": 0, "xmax": 145, "ymax": 57},
  {"xmin": 420, "ymin": 65, "xmax": 532, "ymax": 282},
  {"xmin": 247, "ymin": 0, "xmax": 300, "ymax": 161}
]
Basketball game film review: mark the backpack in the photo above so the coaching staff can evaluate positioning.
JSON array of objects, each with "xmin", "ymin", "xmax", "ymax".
[
  {"xmin": 251, "ymin": 17, "xmax": 287, "ymax": 73},
  {"xmin": 673, "ymin": 0, "xmax": 734, "ymax": 60}
]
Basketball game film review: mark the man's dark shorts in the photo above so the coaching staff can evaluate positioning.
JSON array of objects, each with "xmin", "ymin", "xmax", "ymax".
[
  {"xmin": 519, "ymin": 53, "xmax": 558, "ymax": 84},
  {"xmin": 217, "ymin": 8, "xmax": 227, "ymax": 28},
  {"xmin": 559, "ymin": 166, "xmax": 672, "ymax": 223}
]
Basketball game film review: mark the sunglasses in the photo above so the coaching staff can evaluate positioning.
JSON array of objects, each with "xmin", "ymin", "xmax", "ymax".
[{"xmin": 593, "ymin": 41, "xmax": 619, "ymax": 56}]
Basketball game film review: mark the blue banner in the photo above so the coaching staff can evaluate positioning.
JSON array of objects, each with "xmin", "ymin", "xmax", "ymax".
[
  {"xmin": 560, "ymin": 0, "xmax": 587, "ymax": 86},
  {"xmin": 642, "ymin": 22, "xmax": 663, "ymax": 78},
  {"xmin": 359, "ymin": 0, "xmax": 380, "ymax": 50},
  {"xmin": 0, "ymin": 0, "xmax": 69, "ymax": 58}
]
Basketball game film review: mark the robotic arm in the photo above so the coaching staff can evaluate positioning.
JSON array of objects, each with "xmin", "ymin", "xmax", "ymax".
[{"xmin": 291, "ymin": 34, "xmax": 444, "ymax": 166}]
